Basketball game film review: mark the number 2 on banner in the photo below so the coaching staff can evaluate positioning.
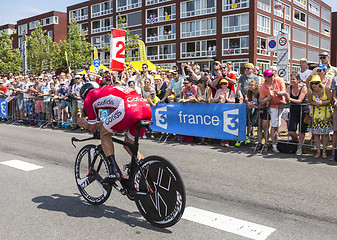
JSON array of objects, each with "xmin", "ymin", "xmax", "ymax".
[
  {"xmin": 110, "ymin": 28, "xmax": 126, "ymax": 71},
  {"xmin": 116, "ymin": 41, "xmax": 125, "ymax": 59}
]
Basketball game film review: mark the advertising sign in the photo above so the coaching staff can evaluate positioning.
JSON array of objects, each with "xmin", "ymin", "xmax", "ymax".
[
  {"xmin": 110, "ymin": 28, "xmax": 126, "ymax": 71},
  {"xmin": 151, "ymin": 103, "xmax": 247, "ymax": 141}
]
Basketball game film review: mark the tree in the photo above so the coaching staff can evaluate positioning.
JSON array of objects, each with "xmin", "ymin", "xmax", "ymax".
[
  {"xmin": 100, "ymin": 14, "xmax": 140, "ymax": 63},
  {"xmin": 0, "ymin": 30, "xmax": 22, "ymax": 74},
  {"xmin": 58, "ymin": 18, "xmax": 92, "ymax": 72},
  {"xmin": 26, "ymin": 22, "xmax": 58, "ymax": 75}
]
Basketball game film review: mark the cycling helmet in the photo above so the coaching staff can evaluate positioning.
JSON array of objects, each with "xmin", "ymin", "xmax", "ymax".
[{"xmin": 80, "ymin": 82, "xmax": 100, "ymax": 100}]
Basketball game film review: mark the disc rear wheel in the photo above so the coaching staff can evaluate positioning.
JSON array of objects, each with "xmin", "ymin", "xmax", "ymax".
[{"xmin": 133, "ymin": 156, "xmax": 186, "ymax": 228}]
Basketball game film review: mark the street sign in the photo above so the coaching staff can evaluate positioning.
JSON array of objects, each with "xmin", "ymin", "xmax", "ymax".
[
  {"xmin": 110, "ymin": 28, "xmax": 126, "ymax": 71},
  {"xmin": 93, "ymin": 59, "xmax": 100, "ymax": 68},
  {"xmin": 267, "ymin": 36, "xmax": 278, "ymax": 52},
  {"xmin": 277, "ymin": 65, "xmax": 288, "ymax": 81},
  {"xmin": 277, "ymin": 34, "xmax": 288, "ymax": 50},
  {"xmin": 277, "ymin": 49, "xmax": 289, "ymax": 66}
]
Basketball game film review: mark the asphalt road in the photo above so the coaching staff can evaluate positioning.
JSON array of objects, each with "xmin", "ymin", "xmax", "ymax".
[{"xmin": 0, "ymin": 123, "xmax": 337, "ymax": 240}]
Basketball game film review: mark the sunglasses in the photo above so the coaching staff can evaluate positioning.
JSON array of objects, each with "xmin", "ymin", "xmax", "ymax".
[
  {"xmin": 183, "ymin": 82, "xmax": 189, "ymax": 84},
  {"xmin": 221, "ymin": 83, "xmax": 228, "ymax": 85},
  {"xmin": 320, "ymin": 56, "xmax": 327, "ymax": 59},
  {"xmin": 245, "ymin": 68, "xmax": 252, "ymax": 70},
  {"xmin": 310, "ymin": 82, "xmax": 320, "ymax": 85},
  {"xmin": 161, "ymin": 73, "xmax": 166, "ymax": 75},
  {"xmin": 317, "ymin": 69, "xmax": 325, "ymax": 72}
]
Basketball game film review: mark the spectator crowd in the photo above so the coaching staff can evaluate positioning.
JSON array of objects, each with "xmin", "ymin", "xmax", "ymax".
[{"xmin": 1, "ymin": 51, "xmax": 337, "ymax": 160}]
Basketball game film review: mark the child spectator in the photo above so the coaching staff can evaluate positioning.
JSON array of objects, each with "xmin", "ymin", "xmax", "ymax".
[{"xmin": 148, "ymin": 88, "xmax": 160, "ymax": 108}]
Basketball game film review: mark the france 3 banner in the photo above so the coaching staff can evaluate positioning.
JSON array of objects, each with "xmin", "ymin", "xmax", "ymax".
[
  {"xmin": 110, "ymin": 28, "xmax": 125, "ymax": 71},
  {"xmin": 0, "ymin": 99, "xmax": 8, "ymax": 118},
  {"xmin": 151, "ymin": 103, "xmax": 246, "ymax": 141}
]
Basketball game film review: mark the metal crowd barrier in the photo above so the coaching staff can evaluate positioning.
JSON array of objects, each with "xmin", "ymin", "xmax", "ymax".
[
  {"xmin": 3, "ymin": 97, "xmax": 77, "ymax": 129},
  {"xmin": 248, "ymin": 102, "xmax": 337, "ymax": 154}
]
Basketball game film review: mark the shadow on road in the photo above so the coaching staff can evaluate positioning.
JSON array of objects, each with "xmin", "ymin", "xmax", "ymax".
[{"xmin": 32, "ymin": 193, "xmax": 171, "ymax": 233}]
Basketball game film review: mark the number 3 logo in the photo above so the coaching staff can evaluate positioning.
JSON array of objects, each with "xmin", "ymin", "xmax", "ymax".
[
  {"xmin": 116, "ymin": 41, "xmax": 125, "ymax": 58},
  {"xmin": 223, "ymin": 109, "xmax": 239, "ymax": 136}
]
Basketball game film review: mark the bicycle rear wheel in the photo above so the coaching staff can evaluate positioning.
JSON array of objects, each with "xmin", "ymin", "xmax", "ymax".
[
  {"xmin": 133, "ymin": 156, "xmax": 186, "ymax": 228},
  {"xmin": 74, "ymin": 144, "xmax": 112, "ymax": 205}
]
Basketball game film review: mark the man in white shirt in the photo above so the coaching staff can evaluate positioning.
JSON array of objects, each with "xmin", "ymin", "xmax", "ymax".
[{"xmin": 297, "ymin": 58, "xmax": 312, "ymax": 83}]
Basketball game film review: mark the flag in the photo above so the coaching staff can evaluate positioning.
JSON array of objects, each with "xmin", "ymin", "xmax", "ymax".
[
  {"xmin": 148, "ymin": 16, "xmax": 157, "ymax": 24},
  {"xmin": 137, "ymin": 39, "xmax": 147, "ymax": 64},
  {"xmin": 65, "ymin": 51, "xmax": 71, "ymax": 73},
  {"xmin": 94, "ymin": 46, "xmax": 99, "ymax": 60}
]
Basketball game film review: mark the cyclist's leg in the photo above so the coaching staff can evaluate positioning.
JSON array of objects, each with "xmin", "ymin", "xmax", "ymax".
[
  {"xmin": 101, "ymin": 104, "xmax": 126, "ymax": 181},
  {"xmin": 124, "ymin": 131, "xmax": 144, "ymax": 159}
]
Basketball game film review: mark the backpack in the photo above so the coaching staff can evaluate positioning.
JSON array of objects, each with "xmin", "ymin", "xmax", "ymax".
[{"xmin": 277, "ymin": 141, "xmax": 298, "ymax": 154}]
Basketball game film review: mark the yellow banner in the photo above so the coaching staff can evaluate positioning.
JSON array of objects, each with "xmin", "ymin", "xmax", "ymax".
[
  {"xmin": 136, "ymin": 39, "xmax": 147, "ymax": 64},
  {"xmin": 65, "ymin": 51, "xmax": 71, "ymax": 73},
  {"xmin": 94, "ymin": 46, "xmax": 98, "ymax": 60}
]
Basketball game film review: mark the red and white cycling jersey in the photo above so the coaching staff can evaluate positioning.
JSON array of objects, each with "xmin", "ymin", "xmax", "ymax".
[{"xmin": 84, "ymin": 85, "xmax": 152, "ymax": 140}]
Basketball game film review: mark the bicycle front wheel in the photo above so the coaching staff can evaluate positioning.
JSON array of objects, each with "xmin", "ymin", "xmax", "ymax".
[
  {"xmin": 74, "ymin": 144, "xmax": 112, "ymax": 205},
  {"xmin": 133, "ymin": 156, "xmax": 186, "ymax": 228}
]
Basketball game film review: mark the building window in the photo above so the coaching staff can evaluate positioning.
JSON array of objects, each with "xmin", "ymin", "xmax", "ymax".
[
  {"xmin": 222, "ymin": 36, "xmax": 249, "ymax": 56},
  {"xmin": 224, "ymin": 59, "xmax": 249, "ymax": 74},
  {"xmin": 117, "ymin": 0, "xmax": 142, "ymax": 12},
  {"xmin": 308, "ymin": 49, "xmax": 319, "ymax": 63},
  {"xmin": 273, "ymin": 0, "xmax": 290, "ymax": 21},
  {"xmin": 146, "ymin": 4, "xmax": 176, "ymax": 24},
  {"xmin": 321, "ymin": 22, "xmax": 330, "ymax": 37},
  {"xmin": 91, "ymin": 17, "xmax": 113, "ymax": 34},
  {"xmin": 257, "ymin": 0, "xmax": 271, "ymax": 12},
  {"xmin": 119, "ymin": 11, "xmax": 142, "ymax": 28},
  {"xmin": 308, "ymin": 0, "xmax": 319, "ymax": 16},
  {"xmin": 308, "ymin": 15, "xmax": 319, "ymax": 32},
  {"xmin": 147, "ymin": 44, "xmax": 176, "ymax": 60},
  {"xmin": 223, "ymin": 0, "xmax": 249, "ymax": 11},
  {"xmin": 91, "ymin": 1, "xmax": 113, "ymax": 18},
  {"xmin": 273, "ymin": 20, "xmax": 290, "ymax": 38},
  {"xmin": 257, "ymin": 37, "xmax": 268, "ymax": 55},
  {"xmin": 181, "ymin": 0, "xmax": 216, "ymax": 18},
  {"xmin": 321, "ymin": 37, "xmax": 330, "ymax": 51},
  {"xmin": 129, "ymin": 29, "xmax": 142, "ymax": 39},
  {"xmin": 223, "ymin": 13, "xmax": 249, "ymax": 33},
  {"xmin": 47, "ymin": 30, "xmax": 53, "ymax": 39},
  {"xmin": 321, "ymin": 7, "xmax": 330, "ymax": 22},
  {"xmin": 293, "ymin": 27, "xmax": 306, "ymax": 44},
  {"xmin": 292, "ymin": 64, "xmax": 300, "ymax": 74},
  {"xmin": 257, "ymin": 14, "xmax": 270, "ymax": 34},
  {"xmin": 146, "ymin": 0, "xmax": 171, "ymax": 5},
  {"xmin": 18, "ymin": 24, "xmax": 27, "ymax": 36},
  {"xmin": 80, "ymin": 23, "xmax": 89, "ymax": 35},
  {"xmin": 293, "ymin": 9, "xmax": 306, "ymax": 27},
  {"xmin": 256, "ymin": 59, "xmax": 270, "ymax": 73},
  {"xmin": 292, "ymin": 45, "xmax": 306, "ymax": 60},
  {"xmin": 293, "ymin": 0, "xmax": 306, "ymax": 10},
  {"xmin": 181, "ymin": 39, "xmax": 216, "ymax": 58},
  {"xmin": 92, "ymin": 34, "xmax": 110, "ymax": 49},
  {"xmin": 146, "ymin": 24, "xmax": 176, "ymax": 42},
  {"xmin": 29, "ymin": 20, "xmax": 39, "ymax": 30},
  {"xmin": 181, "ymin": 18, "xmax": 216, "ymax": 38},
  {"xmin": 69, "ymin": 7, "xmax": 88, "ymax": 22},
  {"xmin": 308, "ymin": 32, "xmax": 319, "ymax": 47}
]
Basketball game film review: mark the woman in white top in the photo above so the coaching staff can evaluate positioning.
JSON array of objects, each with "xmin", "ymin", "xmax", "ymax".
[
  {"xmin": 196, "ymin": 77, "xmax": 212, "ymax": 103},
  {"xmin": 141, "ymin": 77, "xmax": 153, "ymax": 99}
]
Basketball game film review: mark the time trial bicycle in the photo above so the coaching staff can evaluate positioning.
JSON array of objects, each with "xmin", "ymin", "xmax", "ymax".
[{"xmin": 71, "ymin": 120, "xmax": 186, "ymax": 228}]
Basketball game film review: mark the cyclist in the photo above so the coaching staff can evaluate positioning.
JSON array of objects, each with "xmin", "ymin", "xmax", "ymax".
[{"xmin": 77, "ymin": 82, "xmax": 152, "ymax": 181}]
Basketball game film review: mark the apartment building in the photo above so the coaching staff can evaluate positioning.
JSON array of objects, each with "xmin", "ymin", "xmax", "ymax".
[{"xmin": 11, "ymin": 11, "xmax": 67, "ymax": 49}]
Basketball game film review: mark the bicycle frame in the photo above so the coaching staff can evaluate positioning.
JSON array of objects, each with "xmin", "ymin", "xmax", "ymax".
[{"xmin": 72, "ymin": 120, "xmax": 155, "ymax": 194}]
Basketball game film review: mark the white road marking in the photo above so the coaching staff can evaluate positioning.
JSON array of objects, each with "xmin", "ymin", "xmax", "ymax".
[
  {"xmin": 182, "ymin": 207, "xmax": 276, "ymax": 240},
  {"xmin": 0, "ymin": 160, "xmax": 43, "ymax": 172}
]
